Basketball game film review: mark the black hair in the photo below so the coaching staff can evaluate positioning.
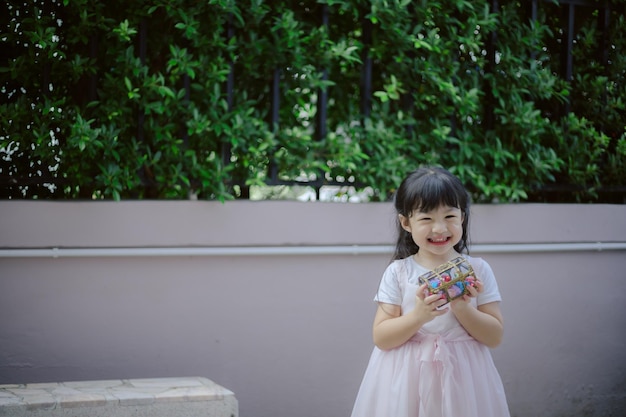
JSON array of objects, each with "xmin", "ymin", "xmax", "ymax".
[{"xmin": 391, "ymin": 166, "xmax": 470, "ymax": 260}]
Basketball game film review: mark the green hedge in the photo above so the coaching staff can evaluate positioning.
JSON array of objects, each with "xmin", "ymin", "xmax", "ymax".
[{"xmin": 1, "ymin": 0, "xmax": 625, "ymax": 202}]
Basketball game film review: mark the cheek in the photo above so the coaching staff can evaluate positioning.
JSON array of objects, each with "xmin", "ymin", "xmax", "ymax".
[{"xmin": 450, "ymin": 221, "xmax": 463, "ymax": 232}]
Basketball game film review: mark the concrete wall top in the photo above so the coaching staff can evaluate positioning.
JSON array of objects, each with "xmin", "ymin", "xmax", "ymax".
[{"xmin": 1, "ymin": 201, "xmax": 625, "ymax": 248}]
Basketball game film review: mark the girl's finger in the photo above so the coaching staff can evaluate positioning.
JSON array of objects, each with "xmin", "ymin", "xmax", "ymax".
[
  {"xmin": 466, "ymin": 285, "xmax": 479, "ymax": 297},
  {"xmin": 417, "ymin": 283, "xmax": 429, "ymax": 300},
  {"xmin": 424, "ymin": 292, "xmax": 445, "ymax": 304},
  {"xmin": 434, "ymin": 298, "xmax": 449, "ymax": 309}
]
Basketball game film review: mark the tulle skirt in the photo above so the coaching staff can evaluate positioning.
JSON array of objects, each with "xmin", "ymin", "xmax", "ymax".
[{"xmin": 350, "ymin": 330, "xmax": 510, "ymax": 417}]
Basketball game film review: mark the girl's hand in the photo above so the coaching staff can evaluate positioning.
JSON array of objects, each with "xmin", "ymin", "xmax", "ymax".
[
  {"xmin": 412, "ymin": 283, "xmax": 449, "ymax": 321},
  {"xmin": 450, "ymin": 278, "xmax": 484, "ymax": 311}
]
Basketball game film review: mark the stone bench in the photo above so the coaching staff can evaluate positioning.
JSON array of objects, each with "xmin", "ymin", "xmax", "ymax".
[{"xmin": 0, "ymin": 376, "xmax": 238, "ymax": 417}]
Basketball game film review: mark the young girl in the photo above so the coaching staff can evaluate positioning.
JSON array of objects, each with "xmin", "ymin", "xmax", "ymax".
[{"xmin": 350, "ymin": 166, "xmax": 510, "ymax": 417}]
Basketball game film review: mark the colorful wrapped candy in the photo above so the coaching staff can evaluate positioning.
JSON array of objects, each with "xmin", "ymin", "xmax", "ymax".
[{"xmin": 418, "ymin": 256, "xmax": 476, "ymax": 304}]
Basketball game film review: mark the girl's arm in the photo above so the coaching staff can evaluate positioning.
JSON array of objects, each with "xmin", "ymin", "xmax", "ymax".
[
  {"xmin": 373, "ymin": 284, "xmax": 448, "ymax": 351},
  {"xmin": 451, "ymin": 300, "xmax": 504, "ymax": 348}
]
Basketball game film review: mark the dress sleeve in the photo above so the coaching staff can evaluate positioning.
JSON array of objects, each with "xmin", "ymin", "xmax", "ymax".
[
  {"xmin": 373, "ymin": 260, "xmax": 403, "ymax": 305},
  {"xmin": 470, "ymin": 256, "xmax": 502, "ymax": 306}
]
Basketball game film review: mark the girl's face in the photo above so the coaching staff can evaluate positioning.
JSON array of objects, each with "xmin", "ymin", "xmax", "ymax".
[{"xmin": 399, "ymin": 205, "xmax": 464, "ymax": 263}]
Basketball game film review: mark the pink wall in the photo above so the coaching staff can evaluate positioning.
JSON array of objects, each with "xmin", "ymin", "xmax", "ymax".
[{"xmin": 1, "ymin": 201, "xmax": 625, "ymax": 417}]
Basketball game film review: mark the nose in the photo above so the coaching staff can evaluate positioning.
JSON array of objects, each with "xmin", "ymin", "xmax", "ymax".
[{"xmin": 432, "ymin": 219, "xmax": 447, "ymax": 233}]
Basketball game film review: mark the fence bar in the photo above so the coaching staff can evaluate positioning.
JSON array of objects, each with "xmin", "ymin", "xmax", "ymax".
[
  {"xmin": 530, "ymin": 0, "xmax": 538, "ymax": 61},
  {"xmin": 41, "ymin": 1, "xmax": 51, "ymax": 99},
  {"xmin": 546, "ymin": 0, "xmax": 602, "ymax": 5},
  {"xmin": 558, "ymin": 3, "xmax": 574, "ymax": 117},
  {"xmin": 89, "ymin": 35, "xmax": 98, "ymax": 102},
  {"xmin": 360, "ymin": 17, "xmax": 372, "ymax": 119},
  {"xmin": 483, "ymin": 0, "xmax": 499, "ymax": 131},
  {"xmin": 316, "ymin": 5, "xmax": 329, "ymax": 143},
  {"xmin": 222, "ymin": 13, "xmax": 235, "ymax": 169},
  {"xmin": 404, "ymin": 1, "xmax": 417, "ymax": 139},
  {"xmin": 598, "ymin": 2, "xmax": 610, "ymax": 68},
  {"xmin": 136, "ymin": 18, "xmax": 148, "ymax": 194},
  {"xmin": 183, "ymin": 74, "xmax": 190, "ymax": 147},
  {"xmin": 226, "ymin": 14, "xmax": 235, "ymax": 111},
  {"xmin": 268, "ymin": 66, "xmax": 281, "ymax": 187},
  {"xmin": 564, "ymin": 4, "xmax": 574, "ymax": 83},
  {"xmin": 597, "ymin": 1, "xmax": 610, "ymax": 130},
  {"xmin": 313, "ymin": 5, "xmax": 331, "ymax": 200},
  {"xmin": 271, "ymin": 68, "xmax": 280, "ymax": 128},
  {"xmin": 137, "ymin": 18, "xmax": 147, "ymax": 145}
]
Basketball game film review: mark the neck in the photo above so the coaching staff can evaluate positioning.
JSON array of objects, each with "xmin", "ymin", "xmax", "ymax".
[{"xmin": 413, "ymin": 251, "xmax": 460, "ymax": 270}]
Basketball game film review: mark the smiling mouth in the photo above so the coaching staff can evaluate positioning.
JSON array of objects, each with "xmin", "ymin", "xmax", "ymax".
[{"xmin": 429, "ymin": 237, "xmax": 450, "ymax": 244}]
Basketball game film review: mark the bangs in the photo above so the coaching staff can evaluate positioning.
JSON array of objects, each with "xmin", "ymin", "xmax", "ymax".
[{"xmin": 400, "ymin": 170, "xmax": 467, "ymax": 216}]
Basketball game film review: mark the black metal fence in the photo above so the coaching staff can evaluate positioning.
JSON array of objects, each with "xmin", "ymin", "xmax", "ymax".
[
  {"xmin": 245, "ymin": 0, "xmax": 624, "ymax": 200},
  {"xmin": 1, "ymin": 0, "xmax": 624, "ymax": 201}
]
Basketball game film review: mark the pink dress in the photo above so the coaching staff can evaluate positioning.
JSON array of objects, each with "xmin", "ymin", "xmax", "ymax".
[{"xmin": 350, "ymin": 255, "xmax": 510, "ymax": 417}]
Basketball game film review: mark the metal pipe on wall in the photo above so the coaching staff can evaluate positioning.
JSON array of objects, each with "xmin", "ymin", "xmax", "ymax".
[{"xmin": 1, "ymin": 242, "xmax": 625, "ymax": 258}]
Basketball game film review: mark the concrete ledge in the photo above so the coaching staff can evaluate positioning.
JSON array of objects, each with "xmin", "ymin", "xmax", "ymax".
[{"xmin": 0, "ymin": 377, "xmax": 238, "ymax": 417}]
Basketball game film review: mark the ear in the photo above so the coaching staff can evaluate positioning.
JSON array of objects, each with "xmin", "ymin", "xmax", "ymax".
[{"xmin": 398, "ymin": 214, "xmax": 411, "ymax": 233}]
